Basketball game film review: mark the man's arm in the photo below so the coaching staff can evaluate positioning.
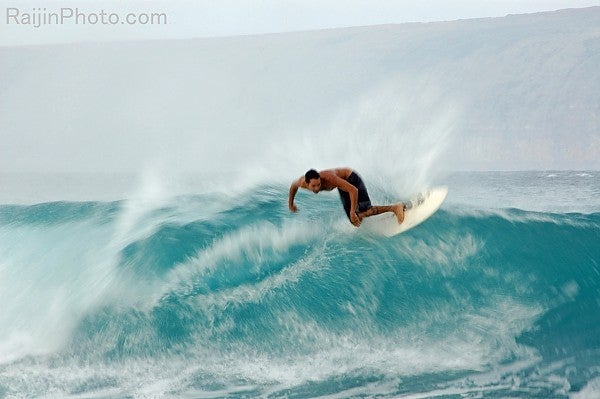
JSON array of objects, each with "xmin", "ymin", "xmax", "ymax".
[
  {"xmin": 321, "ymin": 172, "xmax": 361, "ymax": 226},
  {"xmin": 337, "ymin": 178, "xmax": 359, "ymax": 219},
  {"xmin": 288, "ymin": 177, "xmax": 302, "ymax": 212}
]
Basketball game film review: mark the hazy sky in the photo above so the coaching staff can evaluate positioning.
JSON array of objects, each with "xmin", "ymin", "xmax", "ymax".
[{"xmin": 1, "ymin": 0, "xmax": 599, "ymax": 46}]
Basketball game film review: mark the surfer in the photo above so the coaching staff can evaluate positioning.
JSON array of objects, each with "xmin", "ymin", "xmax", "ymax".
[{"xmin": 288, "ymin": 168, "xmax": 405, "ymax": 227}]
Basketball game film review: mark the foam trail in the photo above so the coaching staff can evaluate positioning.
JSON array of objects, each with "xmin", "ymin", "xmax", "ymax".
[{"xmin": 159, "ymin": 218, "xmax": 326, "ymax": 307}]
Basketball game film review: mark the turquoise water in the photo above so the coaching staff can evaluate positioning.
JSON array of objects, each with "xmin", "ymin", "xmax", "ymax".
[{"xmin": 0, "ymin": 171, "xmax": 599, "ymax": 398}]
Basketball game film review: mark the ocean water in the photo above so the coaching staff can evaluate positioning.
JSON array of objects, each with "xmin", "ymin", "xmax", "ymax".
[{"xmin": 0, "ymin": 171, "xmax": 599, "ymax": 398}]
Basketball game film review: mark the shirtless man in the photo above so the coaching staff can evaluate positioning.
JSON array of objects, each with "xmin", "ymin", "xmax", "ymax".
[{"xmin": 288, "ymin": 167, "xmax": 405, "ymax": 227}]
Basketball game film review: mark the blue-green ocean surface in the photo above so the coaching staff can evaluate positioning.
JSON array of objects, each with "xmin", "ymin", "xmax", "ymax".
[{"xmin": 0, "ymin": 171, "xmax": 599, "ymax": 398}]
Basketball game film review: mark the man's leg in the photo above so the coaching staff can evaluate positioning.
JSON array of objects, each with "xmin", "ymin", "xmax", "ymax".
[
  {"xmin": 358, "ymin": 204, "xmax": 405, "ymax": 223},
  {"xmin": 348, "ymin": 172, "xmax": 406, "ymax": 224}
]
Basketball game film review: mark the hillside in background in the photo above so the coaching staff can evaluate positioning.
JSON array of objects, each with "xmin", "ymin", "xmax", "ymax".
[{"xmin": 1, "ymin": 7, "xmax": 599, "ymax": 174}]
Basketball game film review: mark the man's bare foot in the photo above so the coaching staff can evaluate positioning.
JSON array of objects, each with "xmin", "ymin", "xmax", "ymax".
[{"xmin": 393, "ymin": 203, "xmax": 405, "ymax": 224}]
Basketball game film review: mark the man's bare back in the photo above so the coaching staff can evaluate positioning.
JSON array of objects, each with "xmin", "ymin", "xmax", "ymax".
[
  {"xmin": 288, "ymin": 168, "xmax": 404, "ymax": 227},
  {"xmin": 293, "ymin": 168, "xmax": 353, "ymax": 192}
]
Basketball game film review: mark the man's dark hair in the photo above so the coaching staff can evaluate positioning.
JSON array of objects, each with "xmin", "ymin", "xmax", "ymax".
[{"xmin": 305, "ymin": 169, "xmax": 320, "ymax": 183}]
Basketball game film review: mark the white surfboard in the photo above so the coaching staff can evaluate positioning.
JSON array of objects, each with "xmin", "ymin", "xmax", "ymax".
[{"xmin": 361, "ymin": 186, "xmax": 448, "ymax": 237}]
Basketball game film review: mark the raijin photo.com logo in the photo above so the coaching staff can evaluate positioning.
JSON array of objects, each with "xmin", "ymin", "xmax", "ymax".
[{"xmin": 5, "ymin": 7, "xmax": 167, "ymax": 28}]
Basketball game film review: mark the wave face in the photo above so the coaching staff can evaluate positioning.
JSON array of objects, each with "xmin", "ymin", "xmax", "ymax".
[{"xmin": 1, "ymin": 177, "xmax": 600, "ymax": 398}]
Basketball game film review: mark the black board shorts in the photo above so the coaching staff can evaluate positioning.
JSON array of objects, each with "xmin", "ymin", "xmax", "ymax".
[{"xmin": 338, "ymin": 172, "xmax": 372, "ymax": 219}]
